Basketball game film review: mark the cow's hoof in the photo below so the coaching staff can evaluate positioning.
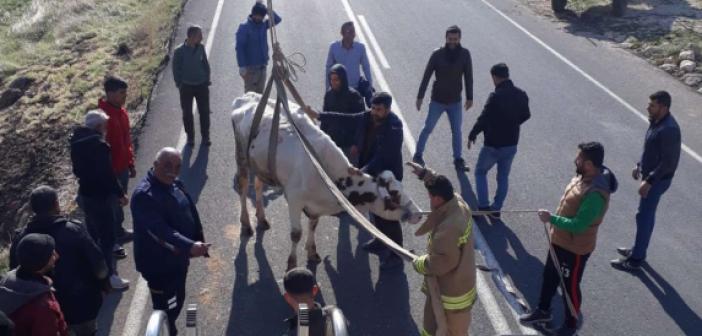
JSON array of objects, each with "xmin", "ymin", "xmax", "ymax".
[
  {"xmin": 241, "ymin": 226, "xmax": 254, "ymax": 237},
  {"xmin": 256, "ymin": 219, "xmax": 270, "ymax": 231},
  {"xmin": 307, "ymin": 253, "xmax": 322, "ymax": 264}
]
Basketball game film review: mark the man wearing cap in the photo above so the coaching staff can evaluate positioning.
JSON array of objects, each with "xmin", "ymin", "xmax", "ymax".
[
  {"xmin": 9, "ymin": 186, "xmax": 110, "ymax": 335},
  {"xmin": 282, "ymin": 267, "xmax": 339, "ymax": 336},
  {"xmin": 70, "ymin": 109, "xmax": 130, "ymax": 290},
  {"xmin": 131, "ymin": 147, "xmax": 209, "ymax": 336},
  {"xmin": 0, "ymin": 233, "xmax": 69, "ymax": 336},
  {"xmin": 236, "ymin": 0, "xmax": 282, "ymax": 94},
  {"xmin": 407, "ymin": 162, "xmax": 476, "ymax": 336}
]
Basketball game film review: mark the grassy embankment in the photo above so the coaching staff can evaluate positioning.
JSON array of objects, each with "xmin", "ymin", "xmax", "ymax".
[{"xmin": 0, "ymin": 0, "xmax": 186, "ymax": 273}]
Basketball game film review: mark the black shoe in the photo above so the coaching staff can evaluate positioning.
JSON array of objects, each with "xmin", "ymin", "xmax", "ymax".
[
  {"xmin": 616, "ymin": 247, "xmax": 632, "ymax": 258},
  {"xmin": 116, "ymin": 229, "xmax": 134, "ymax": 243},
  {"xmin": 610, "ymin": 257, "xmax": 642, "ymax": 272},
  {"xmin": 113, "ymin": 245, "xmax": 127, "ymax": 259},
  {"xmin": 362, "ymin": 238, "xmax": 387, "ymax": 254},
  {"xmin": 454, "ymin": 158, "xmax": 470, "ymax": 172},
  {"xmin": 379, "ymin": 253, "xmax": 403, "ymax": 270},
  {"xmin": 550, "ymin": 325, "xmax": 578, "ymax": 336},
  {"xmin": 519, "ymin": 308, "xmax": 552, "ymax": 325},
  {"xmin": 412, "ymin": 154, "xmax": 425, "ymax": 166}
]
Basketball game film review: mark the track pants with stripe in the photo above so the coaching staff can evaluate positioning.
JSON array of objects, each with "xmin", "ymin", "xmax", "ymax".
[
  {"xmin": 148, "ymin": 271, "xmax": 187, "ymax": 336},
  {"xmin": 538, "ymin": 244, "xmax": 590, "ymax": 328}
]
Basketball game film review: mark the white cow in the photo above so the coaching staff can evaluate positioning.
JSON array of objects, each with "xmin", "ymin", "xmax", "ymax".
[{"xmin": 231, "ymin": 92, "xmax": 421, "ymax": 270}]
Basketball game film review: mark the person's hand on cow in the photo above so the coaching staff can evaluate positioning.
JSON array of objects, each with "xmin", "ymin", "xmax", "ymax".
[
  {"xmin": 303, "ymin": 105, "xmax": 319, "ymax": 119},
  {"xmin": 190, "ymin": 242, "xmax": 211, "ymax": 258}
]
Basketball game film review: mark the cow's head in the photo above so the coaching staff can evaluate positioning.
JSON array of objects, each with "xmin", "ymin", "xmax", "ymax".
[{"xmin": 335, "ymin": 170, "xmax": 422, "ymax": 224}]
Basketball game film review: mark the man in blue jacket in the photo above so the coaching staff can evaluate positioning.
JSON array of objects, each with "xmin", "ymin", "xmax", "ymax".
[
  {"xmin": 611, "ymin": 91, "xmax": 681, "ymax": 271},
  {"xmin": 131, "ymin": 147, "xmax": 210, "ymax": 336},
  {"xmin": 235, "ymin": 1, "xmax": 282, "ymax": 94}
]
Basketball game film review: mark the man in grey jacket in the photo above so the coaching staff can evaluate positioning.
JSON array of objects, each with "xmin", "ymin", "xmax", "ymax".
[{"xmin": 173, "ymin": 25, "xmax": 212, "ymax": 146}]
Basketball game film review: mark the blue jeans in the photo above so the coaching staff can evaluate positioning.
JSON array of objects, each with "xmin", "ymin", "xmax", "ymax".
[
  {"xmin": 475, "ymin": 145, "xmax": 518, "ymax": 210},
  {"xmin": 631, "ymin": 178, "xmax": 672, "ymax": 260},
  {"xmin": 415, "ymin": 101, "xmax": 463, "ymax": 160}
]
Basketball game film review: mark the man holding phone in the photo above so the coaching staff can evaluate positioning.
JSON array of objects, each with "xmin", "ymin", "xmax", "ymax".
[{"xmin": 131, "ymin": 147, "xmax": 210, "ymax": 336}]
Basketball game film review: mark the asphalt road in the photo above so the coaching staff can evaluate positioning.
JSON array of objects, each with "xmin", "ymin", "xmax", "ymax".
[{"xmin": 99, "ymin": 0, "xmax": 702, "ymax": 335}]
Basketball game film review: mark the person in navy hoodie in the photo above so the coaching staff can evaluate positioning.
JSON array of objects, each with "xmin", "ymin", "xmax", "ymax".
[{"xmin": 235, "ymin": 0, "xmax": 282, "ymax": 94}]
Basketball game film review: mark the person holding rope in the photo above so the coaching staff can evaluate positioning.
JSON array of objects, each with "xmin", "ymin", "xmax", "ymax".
[
  {"xmin": 407, "ymin": 162, "xmax": 476, "ymax": 336},
  {"xmin": 519, "ymin": 142, "xmax": 618, "ymax": 336},
  {"xmin": 236, "ymin": 0, "xmax": 282, "ymax": 94}
]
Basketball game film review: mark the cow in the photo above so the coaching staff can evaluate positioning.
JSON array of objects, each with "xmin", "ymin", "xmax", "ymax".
[{"xmin": 231, "ymin": 92, "xmax": 422, "ymax": 270}]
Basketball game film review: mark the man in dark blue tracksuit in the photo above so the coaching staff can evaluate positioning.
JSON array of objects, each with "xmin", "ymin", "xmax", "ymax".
[{"xmin": 131, "ymin": 147, "xmax": 209, "ymax": 335}]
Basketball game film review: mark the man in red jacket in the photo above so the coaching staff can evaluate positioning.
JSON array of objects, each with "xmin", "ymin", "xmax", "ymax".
[
  {"xmin": 0, "ymin": 233, "xmax": 68, "ymax": 336},
  {"xmin": 99, "ymin": 76, "xmax": 136, "ymax": 259}
]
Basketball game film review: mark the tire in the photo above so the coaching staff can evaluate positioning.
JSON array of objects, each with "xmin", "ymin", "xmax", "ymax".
[
  {"xmin": 612, "ymin": 0, "xmax": 627, "ymax": 17},
  {"xmin": 552, "ymin": 0, "xmax": 567, "ymax": 13}
]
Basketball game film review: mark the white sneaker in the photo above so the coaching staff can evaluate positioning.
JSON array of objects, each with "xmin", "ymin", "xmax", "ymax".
[{"xmin": 110, "ymin": 275, "xmax": 130, "ymax": 290}]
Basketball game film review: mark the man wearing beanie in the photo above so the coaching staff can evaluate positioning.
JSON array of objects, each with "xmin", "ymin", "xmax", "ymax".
[
  {"xmin": 0, "ymin": 233, "xmax": 69, "ymax": 336},
  {"xmin": 282, "ymin": 267, "xmax": 340, "ymax": 336},
  {"xmin": 9, "ymin": 186, "xmax": 110, "ymax": 335},
  {"xmin": 520, "ymin": 142, "xmax": 618, "ymax": 336},
  {"xmin": 407, "ymin": 162, "xmax": 476, "ymax": 336},
  {"xmin": 236, "ymin": 0, "xmax": 282, "ymax": 94}
]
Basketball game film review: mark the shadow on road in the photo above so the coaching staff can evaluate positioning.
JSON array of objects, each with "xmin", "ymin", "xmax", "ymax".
[
  {"xmin": 632, "ymin": 263, "xmax": 702, "ymax": 334},
  {"xmin": 324, "ymin": 214, "xmax": 419, "ymax": 336},
  {"xmin": 97, "ymin": 291, "xmax": 124, "ymax": 336},
  {"xmin": 180, "ymin": 144, "xmax": 210, "ymax": 204},
  {"xmin": 226, "ymin": 232, "xmax": 290, "ymax": 336},
  {"xmin": 454, "ymin": 168, "xmax": 545, "ymax": 312}
]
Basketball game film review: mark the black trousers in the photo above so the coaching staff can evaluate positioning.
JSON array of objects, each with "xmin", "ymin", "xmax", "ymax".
[
  {"xmin": 148, "ymin": 271, "xmax": 188, "ymax": 336},
  {"xmin": 179, "ymin": 84, "xmax": 210, "ymax": 141},
  {"xmin": 537, "ymin": 244, "xmax": 590, "ymax": 328},
  {"xmin": 82, "ymin": 195, "xmax": 116, "ymax": 275},
  {"xmin": 372, "ymin": 214, "xmax": 403, "ymax": 247}
]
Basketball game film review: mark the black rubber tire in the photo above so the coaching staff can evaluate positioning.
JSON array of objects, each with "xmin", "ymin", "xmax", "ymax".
[
  {"xmin": 612, "ymin": 0, "xmax": 627, "ymax": 17},
  {"xmin": 552, "ymin": 0, "xmax": 567, "ymax": 13}
]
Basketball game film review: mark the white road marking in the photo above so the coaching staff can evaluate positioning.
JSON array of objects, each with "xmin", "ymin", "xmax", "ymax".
[
  {"xmin": 121, "ymin": 0, "xmax": 226, "ymax": 335},
  {"xmin": 479, "ymin": 0, "xmax": 702, "ymax": 165},
  {"xmin": 357, "ymin": 15, "xmax": 391, "ymax": 69},
  {"xmin": 340, "ymin": 0, "xmax": 524, "ymax": 334}
]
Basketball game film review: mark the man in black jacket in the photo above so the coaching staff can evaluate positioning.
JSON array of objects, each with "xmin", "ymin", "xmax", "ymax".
[
  {"xmin": 9, "ymin": 186, "xmax": 109, "ymax": 336},
  {"xmin": 321, "ymin": 64, "xmax": 365, "ymax": 160},
  {"xmin": 611, "ymin": 91, "xmax": 681, "ymax": 271},
  {"xmin": 70, "ymin": 110, "xmax": 130, "ymax": 290},
  {"xmin": 468, "ymin": 63, "xmax": 530, "ymax": 219},
  {"xmin": 131, "ymin": 147, "xmax": 209, "ymax": 336},
  {"xmin": 415, "ymin": 25, "xmax": 473, "ymax": 171}
]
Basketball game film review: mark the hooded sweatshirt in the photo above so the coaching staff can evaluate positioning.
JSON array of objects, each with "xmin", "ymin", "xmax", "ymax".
[
  {"xmin": 0, "ymin": 269, "xmax": 68, "ymax": 336},
  {"xmin": 98, "ymin": 99, "xmax": 134, "ymax": 174},
  {"xmin": 9, "ymin": 215, "xmax": 108, "ymax": 324},
  {"xmin": 321, "ymin": 64, "xmax": 365, "ymax": 148},
  {"xmin": 70, "ymin": 125, "xmax": 124, "ymax": 199},
  {"xmin": 550, "ymin": 167, "xmax": 618, "ymax": 255}
]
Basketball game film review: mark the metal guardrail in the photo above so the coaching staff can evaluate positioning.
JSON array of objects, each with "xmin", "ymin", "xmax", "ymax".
[{"xmin": 144, "ymin": 310, "xmax": 169, "ymax": 336}]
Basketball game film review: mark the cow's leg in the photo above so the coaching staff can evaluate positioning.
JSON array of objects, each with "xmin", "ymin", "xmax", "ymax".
[
  {"xmin": 305, "ymin": 216, "xmax": 321, "ymax": 264},
  {"xmin": 287, "ymin": 202, "xmax": 303, "ymax": 271},
  {"xmin": 237, "ymin": 172, "xmax": 254, "ymax": 237},
  {"xmin": 254, "ymin": 177, "xmax": 270, "ymax": 231}
]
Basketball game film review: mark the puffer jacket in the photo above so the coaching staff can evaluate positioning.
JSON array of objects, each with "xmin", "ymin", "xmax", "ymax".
[{"xmin": 321, "ymin": 64, "xmax": 365, "ymax": 148}]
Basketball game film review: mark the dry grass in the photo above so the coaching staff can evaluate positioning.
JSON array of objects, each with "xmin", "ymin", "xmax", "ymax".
[{"xmin": 0, "ymin": 0, "xmax": 186, "ymax": 254}]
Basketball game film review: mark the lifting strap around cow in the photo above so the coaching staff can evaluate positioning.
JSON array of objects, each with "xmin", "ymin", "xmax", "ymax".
[{"xmin": 242, "ymin": 1, "xmax": 450, "ymax": 334}]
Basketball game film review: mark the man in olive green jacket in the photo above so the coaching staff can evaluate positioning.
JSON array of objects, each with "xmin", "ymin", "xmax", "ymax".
[{"xmin": 408, "ymin": 162, "xmax": 476, "ymax": 336}]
